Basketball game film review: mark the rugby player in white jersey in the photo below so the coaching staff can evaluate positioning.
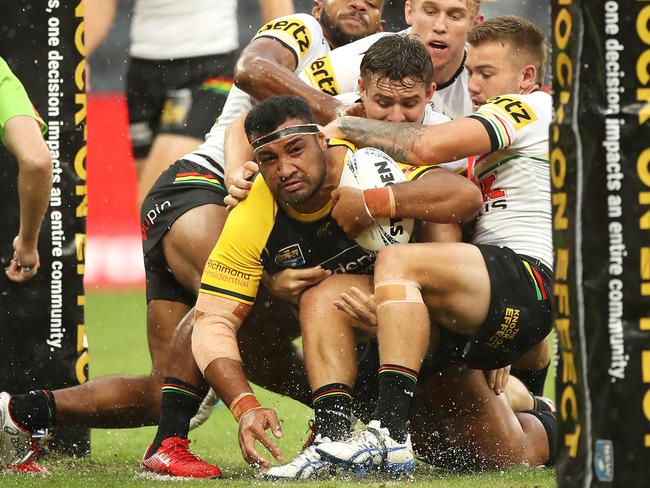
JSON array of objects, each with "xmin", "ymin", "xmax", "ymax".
[
  {"xmin": 263, "ymin": 28, "xmax": 554, "ymax": 479},
  {"xmin": 313, "ymin": 16, "xmax": 555, "ymax": 475},
  {"xmin": 299, "ymin": 0, "xmax": 486, "ymax": 118},
  {"xmin": 225, "ymin": 0, "xmax": 485, "ymax": 207},
  {"xmin": 0, "ymin": 1, "xmax": 385, "ymax": 478}
]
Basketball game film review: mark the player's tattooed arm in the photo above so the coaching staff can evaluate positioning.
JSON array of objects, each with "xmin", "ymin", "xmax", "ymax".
[
  {"xmin": 327, "ymin": 115, "xmax": 493, "ymax": 166},
  {"xmin": 335, "ymin": 116, "xmax": 431, "ymax": 164}
]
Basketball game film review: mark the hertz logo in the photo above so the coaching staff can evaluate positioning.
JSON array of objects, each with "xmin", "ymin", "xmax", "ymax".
[
  {"xmin": 487, "ymin": 95, "xmax": 537, "ymax": 131},
  {"xmin": 257, "ymin": 18, "xmax": 311, "ymax": 56},
  {"xmin": 306, "ymin": 55, "xmax": 340, "ymax": 96}
]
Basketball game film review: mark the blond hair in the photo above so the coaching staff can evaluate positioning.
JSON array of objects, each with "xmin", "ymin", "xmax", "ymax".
[
  {"xmin": 468, "ymin": 0, "xmax": 490, "ymax": 16},
  {"xmin": 468, "ymin": 15, "xmax": 547, "ymax": 85},
  {"xmin": 409, "ymin": 0, "xmax": 488, "ymax": 18}
]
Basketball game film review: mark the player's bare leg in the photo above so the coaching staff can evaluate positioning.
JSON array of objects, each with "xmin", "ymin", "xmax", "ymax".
[
  {"xmin": 409, "ymin": 366, "xmax": 553, "ymax": 470},
  {"xmin": 375, "ymin": 243, "xmax": 492, "ymax": 338},
  {"xmin": 314, "ymin": 244, "xmax": 494, "ymax": 474},
  {"xmin": 263, "ymin": 275, "xmax": 373, "ymax": 480},
  {"xmin": 137, "ymin": 134, "xmax": 202, "ymax": 207},
  {"xmin": 51, "ymin": 300, "xmax": 190, "ymax": 428},
  {"xmin": 300, "ymin": 274, "xmax": 374, "ymax": 391}
]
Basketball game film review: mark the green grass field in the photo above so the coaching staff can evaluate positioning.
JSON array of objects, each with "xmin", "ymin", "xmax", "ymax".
[{"xmin": 2, "ymin": 290, "xmax": 556, "ymax": 487}]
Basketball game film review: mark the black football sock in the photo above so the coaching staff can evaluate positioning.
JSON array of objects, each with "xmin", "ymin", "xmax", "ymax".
[
  {"xmin": 312, "ymin": 383, "xmax": 354, "ymax": 441},
  {"xmin": 8, "ymin": 390, "xmax": 56, "ymax": 433},
  {"xmin": 147, "ymin": 377, "xmax": 202, "ymax": 457},
  {"xmin": 372, "ymin": 364, "xmax": 418, "ymax": 443}
]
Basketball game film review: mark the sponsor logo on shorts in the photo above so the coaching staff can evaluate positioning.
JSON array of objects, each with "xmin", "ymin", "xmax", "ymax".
[
  {"xmin": 593, "ymin": 439, "xmax": 614, "ymax": 482},
  {"xmin": 160, "ymin": 88, "xmax": 192, "ymax": 126},
  {"xmin": 485, "ymin": 306, "xmax": 520, "ymax": 349},
  {"xmin": 130, "ymin": 121, "xmax": 153, "ymax": 147},
  {"xmin": 140, "ymin": 200, "xmax": 171, "ymax": 240},
  {"xmin": 257, "ymin": 18, "xmax": 311, "ymax": 56},
  {"xmin": 274, "ymin": 243, "xmax": 306, "ymax": 267},
  {"xmin": 306, "ymin": 55, "xmax": 340, "ymax": 95},
  {"xmin": 486, "ymin": 95, "xmax": 537, "ymax": 131},
  {"xmin": 204, "ymin": 259, "xmax": 252, "ymax": 289}
]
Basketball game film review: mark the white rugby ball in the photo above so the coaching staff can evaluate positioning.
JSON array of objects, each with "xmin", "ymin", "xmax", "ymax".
[{"xmin": 339, "ymin": 147, "xmax": 414, "ymax": 251}]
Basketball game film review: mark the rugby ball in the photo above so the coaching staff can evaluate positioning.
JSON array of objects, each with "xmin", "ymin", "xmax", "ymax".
[{"xmin": 339, "ymin": 147, "xmax": 414, "ymax": 251}]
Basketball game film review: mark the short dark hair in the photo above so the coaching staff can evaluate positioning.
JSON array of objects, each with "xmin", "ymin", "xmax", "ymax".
[
  {"xmin": 244, "ymin": 95, "xmax": 316, "ymax": 142},
  {"xmin": 360, "ymin": 34, "xmax": 433, "ymax": 89},
  {"xmin": 468, "ymin": 16, "xmax": 547, "ymax": 85}
]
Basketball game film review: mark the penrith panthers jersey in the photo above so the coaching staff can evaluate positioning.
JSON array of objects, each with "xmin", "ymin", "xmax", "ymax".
[{"xmin": 468, "ymin": 91, "xmax": 553, "ymax": 269}]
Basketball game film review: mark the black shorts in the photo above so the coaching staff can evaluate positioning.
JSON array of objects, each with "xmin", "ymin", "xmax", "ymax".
[
  {"xmin": 126, "ymin": 52, "xmax": 237, "ymax": 158},
  {"xmin": 141, "ymin": 159, "xmax": 227, "ymax": 304},
  {"xmin": 461, "ymin": 245, "xmax": 553, "ymax": 370}
]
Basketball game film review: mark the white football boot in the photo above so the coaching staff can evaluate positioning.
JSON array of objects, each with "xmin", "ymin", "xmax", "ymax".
[
  {"xmin": 0, "ymin": 392, "xmax": 33, "ymax": 468},
  {"xmin": 315, "ymin": 420, "xmax": 414, "ymax": 476},
  {"xmin": 263, "ymin": 435, "xmax": 333, "ymax": 480}
]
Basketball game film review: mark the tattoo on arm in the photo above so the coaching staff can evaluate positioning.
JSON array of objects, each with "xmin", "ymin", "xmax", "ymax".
[{"xmin": 338, "ymin": 117, "xmax": 431, "ymax": 163}]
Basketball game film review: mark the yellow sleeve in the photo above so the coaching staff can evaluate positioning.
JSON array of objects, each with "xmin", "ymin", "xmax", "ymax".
[{"xmin": 199, "ymin": 176, "xmax": 277, "ymax": 305}]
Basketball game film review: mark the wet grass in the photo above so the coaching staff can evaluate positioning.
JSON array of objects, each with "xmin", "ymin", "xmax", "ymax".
[{"xmin": 2, "ymin": 290, "xmax": 556, "ymax": 487}]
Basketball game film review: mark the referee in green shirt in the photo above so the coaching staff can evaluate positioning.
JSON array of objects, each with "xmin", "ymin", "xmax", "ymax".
[{"xmin": 1, "ymin": 57, "xmax": 52, "ymax": 282}]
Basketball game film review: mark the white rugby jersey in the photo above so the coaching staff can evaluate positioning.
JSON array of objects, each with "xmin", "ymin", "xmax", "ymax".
[
  {"xmin": 429, "ymin": 60, "xmax": 473, "ymax": 119},
  {"xmin": 299, "ymin": 32, "xmax": 390, "ymax": 95},
  {"xmin": 130, "ymin": 0, "xmax": 239, "ymax": 59},
  {"xmin": 468, "ymin": 91, "xmax": 553, "ymax": 269},
  {"xmin": 184, "ymin": 14, "xmax": 330, "ymax": 175},
  {"xmin": 302, "ymin": 30, "xmax": 472, "ymax": 119}
]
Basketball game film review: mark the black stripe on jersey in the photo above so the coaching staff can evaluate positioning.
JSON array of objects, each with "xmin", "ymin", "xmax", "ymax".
[
  {"xmin": 436, "ymin": 52, "xmax": 466, "ymax": 90},
  {"xmin": 192, "ymin": 153, "xmax": 226, "ymax": 174},
  {"xmin": 200, "ymin": 283, "xmax": 256, "ymax": 304},
  {"xmin": 468, "ymin": 114, "xmax": 499, "ymax": 153},
  {"xmin": 254, "ymin": 35, "xmax": 299, "ymax": 70}
]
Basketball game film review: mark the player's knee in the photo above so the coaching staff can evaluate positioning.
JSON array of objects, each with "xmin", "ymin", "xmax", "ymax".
[
  {"xmin": 374, "ymin": 244, "xmax": 414, "ymax": 280},
  {"xmin": 299, "ymin": 279, "xmax": 337, "ymax": 312}
]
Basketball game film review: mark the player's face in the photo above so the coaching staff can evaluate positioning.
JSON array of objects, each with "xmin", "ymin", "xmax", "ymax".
[
  {"xmin": 405, "ymin": 0, "xmax": 476, "ymax": 78},
  {"xmin": 466, "ymin": 41, "xmax": 527, "ymax": 109},
  {"xmin": 255, "ymin": 121, "xmax": 328, "ymax": 208},
  {"xmin": 359, "ymin": 74, "xmax": 434, "ymax": 123},
  {"xmin": 314, "ymin": 0, "xmax": 385, "ymax": 48}
]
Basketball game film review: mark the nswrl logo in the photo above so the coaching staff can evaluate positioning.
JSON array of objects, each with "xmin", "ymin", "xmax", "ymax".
[{"xmin": 593, "ymin": 439, "xmax": 614, "ymax": 482}]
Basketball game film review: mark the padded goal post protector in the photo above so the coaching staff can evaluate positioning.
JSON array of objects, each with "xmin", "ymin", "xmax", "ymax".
[
  {"xmin": 552, "ymin": 0, "xmax": 650, "ymax": 485},
  {"xmin": 0, "ymin": 1, "xmax": 89, "ymax": 455}
]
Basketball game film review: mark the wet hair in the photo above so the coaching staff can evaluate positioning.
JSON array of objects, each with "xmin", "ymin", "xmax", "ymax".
[
  {"xmin": 244, "ymin": 96, "xmax": 316, "ymax": 142},
  {"xmin": 360, "ymin": 34, "xmax": 433, "ymax": 89},
  {"xmin": 468, "ymin": 15, "xmax": 548, "ymax": 85}
]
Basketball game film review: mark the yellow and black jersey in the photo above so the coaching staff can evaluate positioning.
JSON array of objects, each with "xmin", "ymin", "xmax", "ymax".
[{"xmin": 199, "ymin": 140, "xmax": 434, "ymax": 306}]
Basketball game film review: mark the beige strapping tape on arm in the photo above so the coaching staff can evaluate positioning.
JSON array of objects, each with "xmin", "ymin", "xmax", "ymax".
[{"xmin": 191, "ymin": 294, "xmax": 250, "ymax": 374}]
